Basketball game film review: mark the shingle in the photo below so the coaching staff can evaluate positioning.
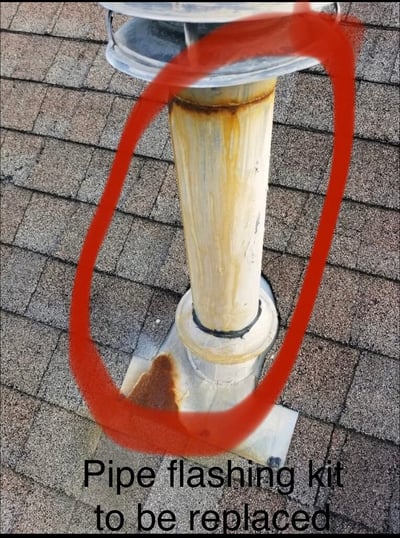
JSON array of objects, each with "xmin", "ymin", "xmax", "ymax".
[
  {"xmin": 308, "ymin": 266, "xmax": 360, "ymax": 344},
  {"xmin": 357, "ymin": 207, "xmax": 399, "ymax": 280},
  {"xmin": 282, "ymin": 335, "xmax": 359, "ymax": 422},
  {"xmin": 77, "ymin": 147, "xmax": 116, "ymax": 205},
  {"xmin": 134, "ymin": 289, "xmax": 180, "ymax": 358},
  {"xmin": 38, "ymin": 333, "xmax": 132, "ymax": 416},
  {"xmin": 45, "ymin": 40, "xmax": 99, "ymax": 87},
  {"xmin": 12, "ymin": 482, "xmax": 75, "ymax": 534},
  {"xmin": 108, "ymin": 71, "xmax": 148, "ymax": 98},
  {"xmin": 286, "ymin": 74, "xmax": 333, "ymax": 132},
  {"xmin": 33, "ymin": 86, "xmax": 80, "ymax": 138},
  {"xmin": 14, "ymin": 192, "xmax": 76, "ymax": 254},
  {"xmin": 262, "ymin": 251, "xmax": 306, "ymax": 325},
  {"xmin": 1, "ymin": 247, "xmax": 46, "ymax": 314},
  {"xmin": 349, "ymin": 2, "xmax": 399, "ymax": 27},
  {"xmin": 67, "ymin": 91, "xmax": 114, "ymax": 146},
  {"xmin": 157, "ymin": 228, "xmax": 189, "ymax": 294},
  {"xmin": 55, "ymin": 202, "xmax": 133, "ymax": 273},
  {"xmin": 1, "ymin": 80, "xmax": 46, "ymax": 131},
  {"xmin": 16, "ymin": 402, "xmax": 101, "ymax": 498},
  {"xmin": 343, "ymin": 138, "xmax": 399, "ymax": 209},
  {"xmin": 0, "ymin": 2, "xmax": 20, "ymax": 29},
  {"xmin": 99, "ymin": 96, "xmax": 133, "ymax": 150},
  {"xmin": 391, "ymin": 51, "xmax": 400, "ymax": 84},
  {"xmin": 0, "ymin": 466, "xmax": 32, "ymax": 534},
  {"xmin": 1, "ymin": 311, "xmax": 60, "ymax": 395},
  {"xmin": 0, "ymin": 33, "xmax": 60, "ymax": 80},
  {"xmin": 120, "ymin": 158, "xmax": 168, "ymax": 218},
  {"xmin": 218, "ymin": 482, "xmax": 286, "ymax": 534},
  {"xmin": 329, "ymin": 432, "xmax": 398, "ymax": 531},
  {"xmin": 264, "ymin": 187, "xmax": 308, "ymax": 252},
  {"xmin": 0, "ymin": 183, "xmax": 32, "ymax": 243},
  {"xmin": 350, "ymin": 274, "xmax": 399, "ymax": 359},
  {"xmin": 25, "ymin": 138, "xmax": 93, "ymax": 196},
  {"xmin": 282, "ymin": 416, "xmax": 333, "ymax": 506},
  {"xmin": 10, "ymin": 2, "xmax": 62, "ymax": 33},
  {"xmin": 356, "ymin": 82, "xmax": 399, "ymax": 144},
  {"xmin": 67, "ymin": 501, "xmax": 135, "ymax": 534},
  {"xmin": 327, "ymin": 515, "xmax": 373, "ymax": 535},
  {"xmin": 142, "ymin": 457, "xmax": 224, "ymax": 534},
  {"xmin": 84, "ymin": 46, "xmax": 114, "ymax": 91},
  {"xmin": 1, "ymin": 387, "xmax": 40, "ymax": 468},
  {"xmin": 79, "ymin": 435, "xmax": 162, "ymax": 530},
  {"xmin": 116, "ymin": 218, "xmax": 176, "ymax": 287},
  {"xmin": 357, "ymin": 28, "xmax": 399, "ymax": 83},
  {"xmin": 136, "ymin": 106, "xmax": 170, "ymax": 159},
  {"xmin": 390, "ymin": 471, "xmax": 400, "ymax": 534},
  {"xmin": 340, "ymin": 352, "xmax": 400, "ymax": 443},
  {"xmin": 90, "ymin": 271, "xmax": 153, "ymax": 352},
  {"xmin": 53, "ymin": 2, "xmax": 106, "ymax": 40},
  {"xmin": 274, "ymin": 72, "xmax": 297, "ymax": 123},
  {"xmin": 270, "ymin": 125, "xmax": 332, "ymax": 193},
  {"xmin": 0, "ymin": 131, "xmax": 43, "ymax": 185},
  {"xmin": 26, "ymin": 259, "xmax": 75, "ymax": 329},
  {"xmin": 150, "ymin": 163, "xmax": 181, "ymax": 225}
]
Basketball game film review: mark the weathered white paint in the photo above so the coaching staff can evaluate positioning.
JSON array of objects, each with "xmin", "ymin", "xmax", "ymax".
[{"xmin": 170, "ymin": 80, "xmax": 276, "ymax": 338}]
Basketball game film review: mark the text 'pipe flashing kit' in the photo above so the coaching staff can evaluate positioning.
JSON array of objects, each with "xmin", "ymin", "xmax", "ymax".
[{"xmin": 99, "ymin": 2, "xmax": 339, "ymax": 466}]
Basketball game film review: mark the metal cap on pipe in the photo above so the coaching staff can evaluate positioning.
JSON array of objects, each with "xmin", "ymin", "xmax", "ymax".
[{"xmin": 100, "ymin": 2, "xmax": 339, "ymax": 87}]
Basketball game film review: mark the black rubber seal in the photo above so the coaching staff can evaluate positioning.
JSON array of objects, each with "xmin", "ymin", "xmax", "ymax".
[{"xmin": 192, "ymin": 301, "xmax": 262, "ymax": 339}]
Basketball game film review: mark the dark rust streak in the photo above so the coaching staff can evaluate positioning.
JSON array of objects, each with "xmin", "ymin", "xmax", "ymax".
[
  {"xmin": 127, "ymin": 354, "xmax": 179, "ymax": 411},
  {"xmin": 170, "ymin": 88, "xmax": 275, "ymax": 115}
]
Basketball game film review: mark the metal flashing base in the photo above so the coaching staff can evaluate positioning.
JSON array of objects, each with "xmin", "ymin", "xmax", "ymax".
[{"xmin": 120, "ymin": 280, "xmax": 298, "ymax": 466}]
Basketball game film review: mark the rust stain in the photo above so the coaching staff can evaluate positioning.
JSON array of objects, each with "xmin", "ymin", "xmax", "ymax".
[
  {"xmin": 170, "ymin": 87, "xmax": 275, "ymax": 115},
  {"xmin": 127, "ymin": 354, "xmax": 179, "ymax": 411}
]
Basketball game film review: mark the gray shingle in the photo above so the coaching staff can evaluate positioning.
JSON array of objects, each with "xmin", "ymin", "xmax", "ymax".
[
  {"xmin": 10, "ymin": 2, "xmax": 62, "ymax": 33},
  {"xmin": 12, "ymin": 482, "xmax": 75, "ymax": 534},
  {"xmin": 0, "ymin": 183, "xmax": 32, "ymax": 244},
  {"xmin": 14, "ymin": 192, "xmax": 76, "ymax": 254},
  {"xmin": 264, "ymin": 187, "xmax": 308, "ymax": 252},
  {"xmin": 0, "ymin": 2, "xmax": 20, "ymax": 29},
  {"xmin": 340, "ymin": 352, "xmax": 400, "ymax": 443},
  {"xmin": 26, "ymin": 259, "xmax": 75, "ymax": 329},
  {"xmin": 0, "ymin": 466, "xmax": 32, "ymax": 534},
  {"xmin": 53, "ymin": 2, "xmax": 106, "ymax": 40},
  {"xmin": 90, "ymin": 271, "xmax": 153, "ymax": 352},
  {"xmin": 343, "ymin": 138, "xmax": 399, "ymax": 209},
  {"xmin": 0, "ymin": 33, "xmax": 60, "ymax": 81},
  {"xmin": 67, "ymin": 91, "xmax": 114, "ymax": 146},
  {"xmin": 0, "ymin": 131, "xmax": 43, "ymax": 185},
  {"xmin": 309, "ymin": 266, "xmax": 360, "ymax": 344},
  {"xmin": 79, "ymin": 435, "xmax": 162, "ymax": 530},
  {"xmin": 156, "ymin": 228, "xmax": 189, "ymax": 294},
  {"xmin": 357, "ymin": 28, "xmax": 399, "ymax": 83},
  {"xmin": 45, "ymin": 40, "xmax": 99, "ymax": 87},
  {"xmin": 150, "ymin": 163, "xmax": 181, "ymax": 225},
  {"xmin": 329, "ymin": 432, "xmax": 398, "ymax": 531},
  {"xmin": 33, "ymin": 86, "xmax": 81, "ymax": 138},
  {"xmin": 1, "ymin": 387, "xmax": 40, "ymax": 468},
  {"xmin": 350, "ymin": 274, "xmax": 399, "ymax": 359},
  {"xmin": 1, "ymin": 80, "xmax": 46, "ymax": 131},
  {"xmin": 356, "ymin": 81, "xmax": 399, "ymax": 143},
  {"xmin": 26, "ymin": 138, "xmax": 93, "ymax": 197},
  {"xmin": 262, "ymin": 251, "xmax": 305, "ymax": 325},
  {"xmin": 1, "ymin": 311, "xmax": 60, "ymax": 395},
  {"xmin": 84, "ymin": 46, "xmax": 114, "ymax": 91},
  {"xmin": 1, "ymin": 247, "xmax": 46, "ymax": 314},
  {"xmin": 349, "ymin": 2, "xmax": 399, "ymax": 27},
  {"xmin": 16, "ymin": 402, "xmax": 101, "ymax": 497},
  {"xmin": 282, "ymin": 335, "xmax": 359, "ymax": 422},
  {"xmin": 270, "ymin": 125, "xmax": 332, "ymax": 193},
  {"xmin": 116, "ymin": 218, "xmax": 175, "ymax": 286},
  {"xmin": 38, "ymin": 333, "xmax": 132, "ymax": 415}
]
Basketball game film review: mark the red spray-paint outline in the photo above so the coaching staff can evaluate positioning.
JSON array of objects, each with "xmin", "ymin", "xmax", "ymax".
[{"xmin": 70, "ymin": 8, "xmax": 362, "ymax": 455}]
